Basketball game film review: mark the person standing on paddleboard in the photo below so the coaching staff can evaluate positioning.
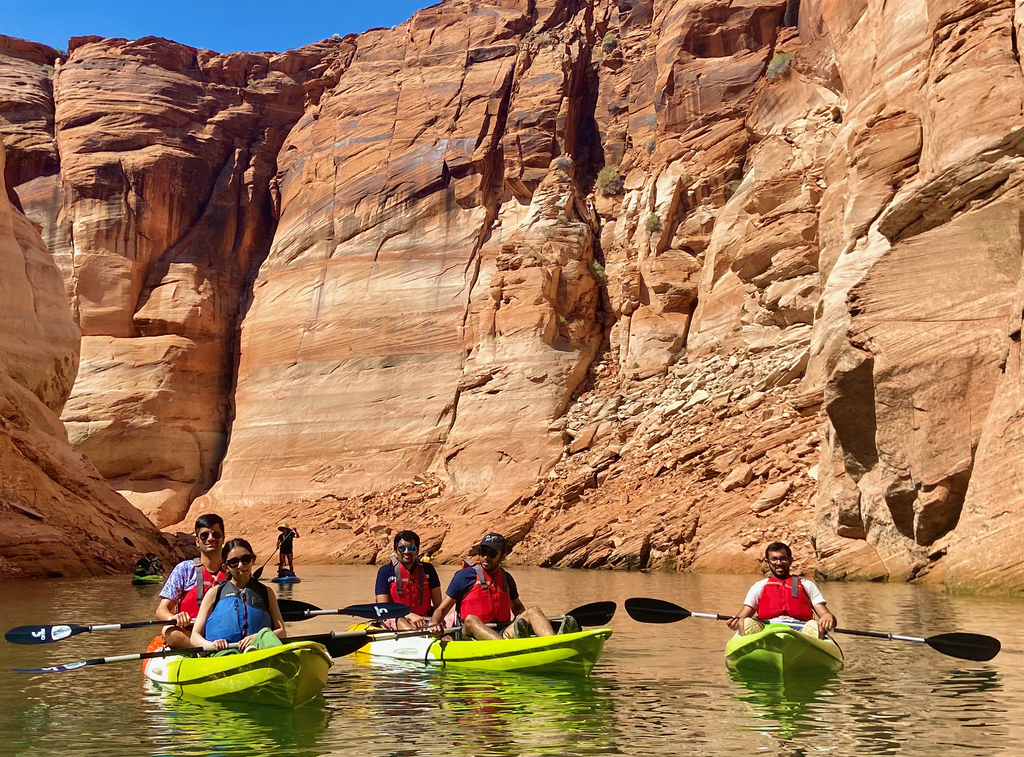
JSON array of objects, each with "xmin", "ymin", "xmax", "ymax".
[
  {"xmin": 727, "ymin": 542, "xmax": 836, "ymax": 639},
  {"xmin": 374, "ymin": 530, "xmax": 442, "ymax": 630},
  {"xmin": 155, "ymin": 514, "xmax": 228, "ymax": 648},
  {"xmin": 277, "ymin": 525, "xmax": 298, "ymax": 577},
  {"xmin": 430, "ymin": 533, "xmax": 580, "ymax": 640}
]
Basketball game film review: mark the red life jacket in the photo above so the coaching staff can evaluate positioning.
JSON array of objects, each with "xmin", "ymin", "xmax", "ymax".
[
  {"xmin": 458, "ymin": 563, "xmax": 512, "ymax": 624},
  {"xmin": 179, "ymin": 560, "xmax": 228, "ymax": 619},
  {"xmin": 756, "ymin": 575, "xmax": 814, "ymax": 621},
  {"xmin": 389, "ymin": 556, "xmax": 432, "ymax": 616}
]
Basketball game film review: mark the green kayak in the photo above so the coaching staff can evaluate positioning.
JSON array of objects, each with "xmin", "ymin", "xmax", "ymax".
[
  {"xmin": 725, "ymin": 623, "xmax": 843, "ymax": 676},
  {"xmin": 352, "ymin": 626, "xmax": 612, "ymax": 676},
  {"xmin": 143, "ymin": 640, "xmax": 332, "ymax": 707},
  {"xmin": 132, "ymin": 574, "xmax": 163, "ymax": 586}
]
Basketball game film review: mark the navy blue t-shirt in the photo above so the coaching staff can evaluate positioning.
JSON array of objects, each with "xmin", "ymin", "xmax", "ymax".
[
  {"xmin": 445, "ymin": 565, "xmax": 519, "ymax": 606},
  {"xmin": 374, "ymin": 561, "xmax": 441, "ymax": 597}
]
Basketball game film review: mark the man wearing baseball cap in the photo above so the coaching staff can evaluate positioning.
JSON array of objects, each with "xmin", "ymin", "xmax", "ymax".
[{"xmin": 429, "ymin": 532, "xmax": 579, "ymax": 640}]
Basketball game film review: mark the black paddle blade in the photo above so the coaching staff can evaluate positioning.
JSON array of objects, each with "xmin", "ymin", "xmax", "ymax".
[
  {"xmin": 624, "ymin": 597, "xmax": 692, "ymax": 624},
  {"xmin": 5, "ymin": 624, "xmax": 83, "ymax": 645},
  {"xmin": 927, "ymin": 632, "xmax": 1001, "ymax": 662},
  {"xmin": 322, "ymin": 635, "xmax": 372, "ymax": 657},
  {"xmin": 569, "ymin": 601, "xmax": 617, "ymax": 627},
  {"xmin": 278, "ymin": 599, "xmax": 321, "ymax": 614},
  {"xmin": 345, "ymin": 603, "xmax": 410, "ymax": 620}
]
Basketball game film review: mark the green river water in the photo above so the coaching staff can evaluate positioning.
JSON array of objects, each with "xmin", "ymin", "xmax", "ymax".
[{"xmin": 1, "ymin": 566, "xmax": 1020, "ymax": 757}]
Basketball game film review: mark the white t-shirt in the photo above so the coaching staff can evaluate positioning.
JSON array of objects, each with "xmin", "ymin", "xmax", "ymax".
[{"xmin": 743, "ymin": 577, "xmax": 826, "ymax": 623}]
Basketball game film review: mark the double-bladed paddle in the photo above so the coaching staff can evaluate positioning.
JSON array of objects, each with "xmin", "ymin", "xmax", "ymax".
[
  {"xmin": 623, "ymin": 597, "xmax": 1001, "ymax": 662},
  {"xmin": 4, "ymin": 601, "xmax": 408, "ymax": 645}
]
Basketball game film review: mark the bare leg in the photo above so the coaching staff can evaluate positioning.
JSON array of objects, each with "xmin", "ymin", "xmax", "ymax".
[
  {"xmin": 286, "ymin": 554, "xmax": 294, "ymax": 572},
  {"xmin": 461, "ymin": 615, "xmax": 502, "ymax": 640},
  {"xmin": 162, "ymin": 625, "xmax": 194, "ymax": 649},
  {"xmin": 500, "ymin": 606, "xmax": 554, "ymax": 638}
]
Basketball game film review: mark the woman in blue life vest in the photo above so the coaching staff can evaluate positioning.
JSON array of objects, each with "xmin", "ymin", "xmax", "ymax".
[{"xmin": 191, "ymin": 539, "xmax": 287, "ymax": 652}]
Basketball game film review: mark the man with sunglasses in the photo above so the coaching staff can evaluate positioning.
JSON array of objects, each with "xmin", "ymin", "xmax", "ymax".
[
  {"xmin": 430, "ymin": 533, "xmax": 577, "ymax": 640},
  {"xmin": 374, "ymin": 530, "xmax": 442, "ymax": 630},
  {"xmin": 155, "ymin": 514, "xmax": 228, "ymax": 648}
]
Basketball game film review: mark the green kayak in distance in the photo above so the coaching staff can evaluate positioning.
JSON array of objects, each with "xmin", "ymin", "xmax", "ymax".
[
  {"xmin": 725, "ymin": 623, "xmax": 843, "ymax": 676},
  {"xmin": 132, "ymin": 573, "xmax": 163, "ymax": 586},
  {"xmin": 352, "ymin": 626, "xmax": 613, "ymax": 676},
  {"xmin": 144, "ymin": 640, "xmax": 332, "ymax": 708}
]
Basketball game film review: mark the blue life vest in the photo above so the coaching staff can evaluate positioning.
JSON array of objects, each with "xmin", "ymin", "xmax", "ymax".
[{"xmin": 204, "ymin": 580, "xmax": 273, "ymax": 643}]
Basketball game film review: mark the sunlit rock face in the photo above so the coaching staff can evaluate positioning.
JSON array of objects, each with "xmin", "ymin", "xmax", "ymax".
[
  {"xmin": 797, "ymin": 0, "xmax": 1024, "ymax": 592},
  {"xmin": 0, "ymin": 137, "xmax": 174, "ymax": 578},
  {"xmin": 5, "ymin": 1, "xmax": 1024, "ymax": 592}
]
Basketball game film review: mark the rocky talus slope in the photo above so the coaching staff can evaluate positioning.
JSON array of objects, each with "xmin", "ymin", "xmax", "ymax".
[{"xmin": 2, "ymin": 0, "xmax": 1024, "ymax": 592}]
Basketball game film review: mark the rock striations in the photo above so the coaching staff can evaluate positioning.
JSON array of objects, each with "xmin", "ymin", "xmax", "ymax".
[{"xmin": 2, "ymin": 0, "xmax": 1024, "ymax": 593}]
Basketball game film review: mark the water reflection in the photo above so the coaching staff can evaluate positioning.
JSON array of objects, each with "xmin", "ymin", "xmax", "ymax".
[
  {"xmin": 334, "ymin": 660, "xmax": 618, "ymax": 756},
  {"xmin": 145, "ymin": 695, "xmax": 331, "ymax": 757},
  {"xmin": 729, "ymin": 669, "xmax": 839, "ymax": 741}
]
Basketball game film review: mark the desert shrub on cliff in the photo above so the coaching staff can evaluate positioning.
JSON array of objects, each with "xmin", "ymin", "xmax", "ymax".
[
  {"xmin": 767, "ymin": 52, "xmax": 792, "ymax": 81},
  {"xmin": 602, "ymin": 33, "xmax": 618, "ymax": 53},
  {"xmin": 645, "ymin": 138, "xmax": 657, "ymax": 154},
  {"xmin": 41, "ymin": 64, "xmax": 54, "ymax": 78},
  {"xmin": 555, "ymin": 156, "xmax": 572, "ymax": 172},
  {"xmin": 596, "ymin": 167, "xmax": 623, "ymax": 196},
  {"xmin": 589, "ymin": 260, "xmax": 606, "ymax": 284},
  {"xmin": 645, "ymin": 213, "xmax": 662, "ymax": 234}
]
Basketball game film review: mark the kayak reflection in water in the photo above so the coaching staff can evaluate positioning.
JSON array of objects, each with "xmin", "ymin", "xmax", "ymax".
[
  {"xmin": 192, "ymin": 538, "xmax": 288, "ymax": 652},
  {"xmin": 374, "ymin": 530, "xmax": 443, "ymax": 630},
  {"xmin": 726, "ymin": 542, "xmax": 837, "ymax": 639},
  {"xmin": 429, "ymin": 533, "xmax": 581, "ymax": 640}
]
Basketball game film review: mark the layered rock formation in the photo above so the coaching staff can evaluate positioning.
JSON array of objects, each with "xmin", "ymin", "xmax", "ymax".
[
  {"xmin": 4, "ymin": 0, "xmax": 1024, "ymax": 593},
  {"xmin": 0, "ymin": 136, "xmax": 174, "ymax": 578}
]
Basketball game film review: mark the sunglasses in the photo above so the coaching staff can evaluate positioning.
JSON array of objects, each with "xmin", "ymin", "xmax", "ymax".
[
  {"xmin": 396, "ymin": 545, "xmax": 418, "ymax": 553},
  {"xmin": 225, "ymin": 554, "xmax": 254, "ymax": 568},
  {"xmin": 478, "ymin": 547, "xmax": 499, "ymax": 558},
  {"xmin": 197, "ymin": 530, "xmax": 224, "ymax": 541}
]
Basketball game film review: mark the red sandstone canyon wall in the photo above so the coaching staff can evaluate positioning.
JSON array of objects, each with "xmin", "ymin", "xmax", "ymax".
[{"xmin": 2, "ymin": 1, "xmax": 1024, "ymax": 593}]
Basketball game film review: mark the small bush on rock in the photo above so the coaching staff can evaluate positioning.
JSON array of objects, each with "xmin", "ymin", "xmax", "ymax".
[
  {"xmin": 596, "ymin": 167, "xmax": 623, "ymax": 196},
  {"xmin": 766, "ymin": 52, "xmax": 792, "ymax": 81},
  {"xmin": 602, "ymin": 33, "xmax": 618, "ymax": 54},
  {"xmin": 645, "ymin": 213, "xmax": 662, "ymax": 234}
]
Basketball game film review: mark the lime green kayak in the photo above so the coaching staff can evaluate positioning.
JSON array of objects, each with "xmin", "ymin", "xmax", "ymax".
[
  {"xmin": 725, "ymin": 623, "xmax": 843, "ymax": 675},
  {"xmin": 143, "ymin": 640, "xmax": 332, "ymax": 707},
  {"xmin": 132, "ymin": 574, "xmax": 162, "ymax": 586},
  {"xmin": 353, "ymin": 627, "xmax": 612, "ymax": 676}
]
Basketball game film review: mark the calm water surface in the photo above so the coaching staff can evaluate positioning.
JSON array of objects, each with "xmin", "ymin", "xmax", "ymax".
[{"xmin": 1, "ymin": 567, "xmax": 1021, "ymax": 757}]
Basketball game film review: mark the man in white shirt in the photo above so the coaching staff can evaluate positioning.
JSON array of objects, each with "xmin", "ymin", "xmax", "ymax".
[{"xmin": 726, "ymin": 542, "xmax": 836, "ymax": 638}]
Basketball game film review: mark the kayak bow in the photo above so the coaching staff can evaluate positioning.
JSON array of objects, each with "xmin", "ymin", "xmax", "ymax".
[{"xmin": 725, "ymin": 623, "xmax": 843, "ymax": 676}]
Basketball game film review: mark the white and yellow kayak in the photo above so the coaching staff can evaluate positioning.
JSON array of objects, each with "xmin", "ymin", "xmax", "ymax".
[{"xmin": 349, "ymin": 624, "xmax": 612, "ymax": 676}]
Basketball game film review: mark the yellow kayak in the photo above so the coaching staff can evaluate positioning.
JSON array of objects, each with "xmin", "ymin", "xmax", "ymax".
[
  {"xmin": 143, "ymin": 639, "xmax": 332, "ymax": 707},
  {"xmin": 725, "ymin": 623, "xmax": 843, "ymax": 676}
]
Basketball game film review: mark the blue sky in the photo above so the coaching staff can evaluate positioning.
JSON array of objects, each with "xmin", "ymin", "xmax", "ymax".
[{"xmin": 6, "ymin": 1, "xmax": 434, "ymax": 54}]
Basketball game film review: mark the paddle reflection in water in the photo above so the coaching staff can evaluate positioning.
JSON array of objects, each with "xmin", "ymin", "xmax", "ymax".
[
  {"xmin": 144, "ymin": 693, "xmax": 331, "ymax": 757},
  {"xmin": 329, "ymin": 659, "xmax": 618, "ymax": 756}
]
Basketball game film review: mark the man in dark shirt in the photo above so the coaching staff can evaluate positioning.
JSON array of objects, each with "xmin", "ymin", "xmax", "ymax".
[
  {"xmin": 374, "ymin": 530, "xmax": 442, "ymax": 629},
  {"xmin": 430, "ymin": 533, "xmax": 579, "ymax": 640}
]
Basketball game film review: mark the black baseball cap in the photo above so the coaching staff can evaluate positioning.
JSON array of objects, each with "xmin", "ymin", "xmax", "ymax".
[{"xmin": 469, "ymin": 533, "xmax": 508, "ymax": 555}]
